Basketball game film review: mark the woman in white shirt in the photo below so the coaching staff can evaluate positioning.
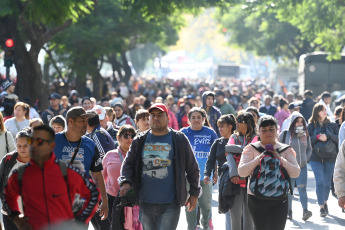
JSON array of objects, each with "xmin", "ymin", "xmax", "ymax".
[{"xmin": 4, "ymin": 102, "xmax": 30, "ymax": 139}]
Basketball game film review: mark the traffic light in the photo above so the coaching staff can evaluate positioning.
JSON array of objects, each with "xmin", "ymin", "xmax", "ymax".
[{"xmin": 4, "ymin": 38, "xmax": 14, "ymax": 67}]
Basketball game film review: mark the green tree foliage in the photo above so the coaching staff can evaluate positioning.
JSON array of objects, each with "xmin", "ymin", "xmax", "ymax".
[
  {"xmin": 0, "ymin": 0, "xmax": 94, "ymax": 108},
  {"xmin": 50, "ymin": 0, "xmax": 186, "ymax": 98},
  {"xmin": 216, "ymin": 0, "xmax": 345, "ymax": 61}
]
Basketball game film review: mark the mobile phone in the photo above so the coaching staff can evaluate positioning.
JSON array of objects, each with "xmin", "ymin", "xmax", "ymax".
[{"xmin": 265, "ymin": 144, "xmax": 274, "ymax": 152}]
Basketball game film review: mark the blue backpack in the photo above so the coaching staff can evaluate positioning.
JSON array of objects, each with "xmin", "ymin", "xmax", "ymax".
[{"xmin": 249, "ymin": 142, "xmax": 293, "ymax": 200}]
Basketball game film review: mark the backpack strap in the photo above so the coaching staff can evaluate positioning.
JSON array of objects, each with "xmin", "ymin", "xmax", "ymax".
[
  {"xmin": 282, "ymin": 130, "xmax": 287, "ymax": 144},
  {"xmin": 59, "ymin": 108, "xmax": 67, "ymax": 116},
  {"xmin": 45, "ymin": 109, "xmax": 55, "ymax": 118},
  {"xmin": 58, "ymin": 160, "xmax": 72, "ymax": 206},
  {"xmin": 250, "ymin": 142, "xmax": 266, "ymax": 153},
  {"xmin": 276, "ymin": 144, "xmax": 291, "ymax": 154},
  {"xmin": 5, "ymin": 132, "xmax": 9, "ymax": 153}
]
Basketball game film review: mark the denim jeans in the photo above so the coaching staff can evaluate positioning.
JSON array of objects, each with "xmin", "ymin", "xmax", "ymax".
[
  {"xmin": 225, "ymin": 211, "xmax": 232, "ymax": 230},
  {"xmin": 186, "ymin": 181, "xmax": 212, "ymax": 230},
  {"xmin": 288, "ymin": 165, "xmax": 309, "ymax": 210},
  {"xmin": 309, "ymin": 160, "xmax": 335, "ymax": 205},
  {"xmin": 139, "ymin": 200, "xmax": 180, "ymax": 230}
]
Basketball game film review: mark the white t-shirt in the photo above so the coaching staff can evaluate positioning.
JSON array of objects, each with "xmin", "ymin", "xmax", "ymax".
[{"xmin": 4, "ymin": 118, "xmax": 30, "ymax": 139}]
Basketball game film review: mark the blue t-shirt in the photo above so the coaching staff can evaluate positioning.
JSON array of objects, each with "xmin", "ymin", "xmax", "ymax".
[
  {"xmin": 140, "ymin": 131, "xmax": 175, "ymax": 204},
  {"xmin": 181, "ymin": 126, "xmax": 217, "ymax": 178},
  {"xmin": 54, "ymin": 133, "xmax": 102, "ymax": 175}
]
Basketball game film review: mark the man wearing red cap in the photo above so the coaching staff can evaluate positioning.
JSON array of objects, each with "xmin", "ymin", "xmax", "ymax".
[{"xmin": 118, "ymin": 103, "xmax": 201, "ymax": 230}]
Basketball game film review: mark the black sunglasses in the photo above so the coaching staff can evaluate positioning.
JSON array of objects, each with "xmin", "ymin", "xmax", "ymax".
[
  {"xmin": 237, "ymin": 117, "xmax": 246, "ymax": 123},
  {"xmin": 122, "ymin": 134, "xmax": 135, "ymax": 139},
  {"xmin": 27, "ymin": 137, "xmax": 51, "ymax": 146}
]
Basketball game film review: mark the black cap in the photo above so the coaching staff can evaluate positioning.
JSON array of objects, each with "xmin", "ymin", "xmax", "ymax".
[
  {"xmin": 288, "ymin": 102, "xmax": 301, "ymax": 110},
  {"xmin": 216, "ymin": 90, "xmax": 225, "ymax": 97},
  {"xmin": 49, "ymin": 93, "xmax": 61, "ymax": 100}
]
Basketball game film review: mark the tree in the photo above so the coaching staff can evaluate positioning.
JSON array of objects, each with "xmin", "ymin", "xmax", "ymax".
[
  {"xmin": 215, "ymin": 4, "xmax": 316, "ymax": 62},
  {"xmin": 0, "ymin": 0, "xmax": 93, "ymax": 109},
  {"xmin": 216, "ymin": 0, "xmax": 345, "ymax": 61},
  {"xmin": 50, "ymin": 0, "xmax": 185, "ymax": 99}
]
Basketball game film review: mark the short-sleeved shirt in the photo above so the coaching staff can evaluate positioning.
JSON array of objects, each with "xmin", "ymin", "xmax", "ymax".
[
  {"xmin": 86, "ymin": 125, "xmax": 116, "ymax": 159},
  {"xmin": 54, "ymin": 133, "xmax": 102, "ymax": 175},
  {"xmin": 139, "ymin": 131, "xmax": 175, "ymax": 204},
  {"xmin": 181, "ymin": 126, "xmax": 218, "ymax": 178}
]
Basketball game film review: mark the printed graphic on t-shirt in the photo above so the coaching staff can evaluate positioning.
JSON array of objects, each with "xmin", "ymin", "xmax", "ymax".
[
  {"xmin": 192, "ymin": 134, "xmax": 212, "ymax": 158},
  {"xmin": 143, "ymin": 142, "xmax": 172, "ymax": 179},
  {"xmin": 61, "ymin": 146, "xmax": 85, "ymax": 162}
]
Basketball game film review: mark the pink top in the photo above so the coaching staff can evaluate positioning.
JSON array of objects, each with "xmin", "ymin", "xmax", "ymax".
[
  {"xmin": 168, "ymin": 109, "xmax": 179, "ymax": 130},
  {"xmin": 102, "ymin": 147, "xmax": 126, "ymax": 197},
  {"xmin": 102, "ymin": 147, "xmax": 142, "ymax": 230},
  {"xmin": 238, "ymin": 142, "xmax": 300, "ymax": 195},
  {"xmin": 274, "ymin": 109, "xmax": 290, "ymax": 131}
]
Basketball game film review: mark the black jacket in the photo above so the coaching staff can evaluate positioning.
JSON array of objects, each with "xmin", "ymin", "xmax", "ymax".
[
  {"xmin": 307, "ymin": 121, "xmax": 339, "ymax": 162},
  {"xmin": 0, "ymin": 151, "xmax": 18, "ymax": 196},
  {"xmin": 204, "ymin": 137, "xmax": 228, "ymax": 177},
  {"xmin": 118, "ymin": 129, "xmax": 201, "ymax": 206}
]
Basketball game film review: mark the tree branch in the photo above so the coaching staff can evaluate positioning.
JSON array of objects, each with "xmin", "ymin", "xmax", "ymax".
[
  {"xmin": 42, "ymin": 45, "xmax": 64, "ymax": 81},
  {"xmin": 43, "ymin": 19, "xmax": 73, "ymax": 42}
]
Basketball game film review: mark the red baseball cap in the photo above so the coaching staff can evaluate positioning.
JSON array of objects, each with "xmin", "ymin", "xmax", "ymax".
[{"xmin": 149, "ymin": 103, "xmax": 169, "ymax": 114}]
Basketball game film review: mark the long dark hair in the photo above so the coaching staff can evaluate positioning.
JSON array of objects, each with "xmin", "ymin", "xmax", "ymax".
[
  {"xmin": 235, "ymin": 112, "xmax": 256, "ymax": 142},
  {"xmin": 187, "ymin": 107, "xmax": 211, "ymax": 128},
  {"xmin": 217, "ymin": 114, "xmax": 237, "ymax": 133}
]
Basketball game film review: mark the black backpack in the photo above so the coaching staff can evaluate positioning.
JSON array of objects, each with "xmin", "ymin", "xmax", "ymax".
[{"xmin": 249, "ymin": 142, "xmax": 293, "ymax": 200}]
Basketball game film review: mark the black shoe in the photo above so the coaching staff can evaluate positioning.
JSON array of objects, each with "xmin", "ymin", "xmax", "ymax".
[
  {"xmin": 287, "ymin": 210, "xmax": 292, "ymax": 220},
  {"xmin": 320, "ymin": 208, "xmax": 327, "ymax": 217},
  {"xmin": 302, "ymin": 209, "xmax": 312, "ymax": 221},
  {"xmin": 324, "ymin": 203, "xmax": 329, "ymax": 215}
]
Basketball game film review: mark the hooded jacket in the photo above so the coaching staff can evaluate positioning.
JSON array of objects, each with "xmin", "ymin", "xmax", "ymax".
[
  {"xmin": 202, "ymin": 91, "xmax": 222, "ymax": 137},
  {"xmin": 278, "ymin": 112, "xmax": 312, "ymax": 168}
]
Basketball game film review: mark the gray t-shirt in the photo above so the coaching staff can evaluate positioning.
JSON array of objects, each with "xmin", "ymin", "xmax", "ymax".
[
  {"xmin": 4, "ymin": 118, "xmax": 30, "ymax": 139},
  {"xmin": 140, "ymin": 131, "xmax": 175, "ymax": 204}
]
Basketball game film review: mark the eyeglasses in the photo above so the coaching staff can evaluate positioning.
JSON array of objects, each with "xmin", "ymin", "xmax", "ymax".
[
  {"xmin": 122, "ymin": 134, "xmax": 135, "ymax": 139},
  {"xmin": 27, "ymin": 137, "xmax": 51, "ymax": 146}
]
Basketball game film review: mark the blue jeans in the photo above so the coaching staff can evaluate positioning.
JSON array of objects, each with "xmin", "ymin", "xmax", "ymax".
[
  {"xmin": 225, "ymin": 211, "xmax": 232, "ymax": 230},
  {"xmin": 288, "ymin": 165, "xmax": 309, "ymax": 210},
  {"xmin": 186, "ymin": 181, "xmax": 212, "ymax": 230},
  {"xmin": 139, "ymin": 200, "xmax": 181, "ymax": 230},
  {"xmin": 309, "ymin": 161, "xmax": 335, "ymax": 205}
]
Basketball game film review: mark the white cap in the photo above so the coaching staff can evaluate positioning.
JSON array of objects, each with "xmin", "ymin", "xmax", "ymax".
[{"xmin": 92, "ymin": 105, "xmax": 106, "ymax": 120}]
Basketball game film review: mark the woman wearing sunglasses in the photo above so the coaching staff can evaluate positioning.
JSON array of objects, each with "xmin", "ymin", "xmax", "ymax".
[
  {"xmin": 181, "ymin": 107, "xmax": 218, "ymax": 230},
  {"xmin": 0, "ymin": 129, "xmax": 31, "ymax": 230},
  {"xmin": 226, "ymin": 112, "xmax": 258, "ymax": 230},
  {"xmin": 102, "ymin": 125, "xmax": 142, "ymax": 229}
]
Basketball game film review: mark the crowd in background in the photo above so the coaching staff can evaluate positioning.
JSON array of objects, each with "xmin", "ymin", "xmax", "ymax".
[{"xmin": 1, "ymin": 75, "xmax": 345, "ymax": 230}]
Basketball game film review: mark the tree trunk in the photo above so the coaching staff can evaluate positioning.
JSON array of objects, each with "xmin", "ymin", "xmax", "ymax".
[
  {"xmin": 0, "ymin": 16, "xmax": 49, "ymax": 110},
  {"xmin": 121, "ymin": 52, "xmax": 132, "ymax": 84}
]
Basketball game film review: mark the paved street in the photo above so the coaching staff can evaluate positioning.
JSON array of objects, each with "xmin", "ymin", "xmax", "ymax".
[
  {"xmin": 89, "ymin": 165, "xmax": 345, "ymax": 230},
  {"xmin": 177, "ymin": 165, "xmax": 345, "ymax": 230}
]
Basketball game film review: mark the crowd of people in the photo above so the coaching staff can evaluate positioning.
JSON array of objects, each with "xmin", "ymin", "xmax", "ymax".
[{"xmin": 1, "ymin": 76, "xmax": 345, "ymax": 230}]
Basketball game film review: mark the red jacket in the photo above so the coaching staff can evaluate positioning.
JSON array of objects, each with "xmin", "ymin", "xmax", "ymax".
[{"xmin": 2, "ymin": 153, "xmax": 100, "ymax": 230}]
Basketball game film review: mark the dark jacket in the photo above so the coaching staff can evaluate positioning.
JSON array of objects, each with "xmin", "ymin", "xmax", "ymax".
[
  {"xmin": 204, "ymin": 138, "xmax": 228, "ymax": 176},
  {"xmin": 118, "ymin": 129, "xmax": 201, "ymax": 206},
  {"xmin": 307, "ymin": 121, "xmax": 339, "ymax": 162},
  {"xmin": 300, "ymin": 98, "xmax": 316, "ymax": 121},
  {"xmin": 41, "ymin": 105, "xmax": 68, "ymax": 125},
  {"xmin": 202, "ymin": 91, "xmax": 222, "ymax": 137},
  {"xmin": 0, "ymin": 151, "xmax": 18, "ymax": 196},
  {"xmin": 259, "ymin": 105, "xmax": 277, "ymax": 116}
]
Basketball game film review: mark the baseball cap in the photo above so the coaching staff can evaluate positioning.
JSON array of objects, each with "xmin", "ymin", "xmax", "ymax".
[
  {"xmin": 187, "ymin": 94, "xmax": 195, "ymax": 100},
  {"xmin": 216, "ymin": 90, "xmax": 225, "ymax": 97},
  {"xmin": 149, "ymin": 103, "xmax": 169, "ymax": 114},
  {"xmin": 288, "ymin": 102, "xmax": 301, "ymax": 110},
  {"xmin": 92, "ymin": 105, "xmax": 106, "ymax": 120},
  {"xmin": 49, "ymin": 93, "xmax": 61, "ymax": 100},
  {"xmin": 65, "ymin": 106, "xmax": 94, "ymax": 121}
]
